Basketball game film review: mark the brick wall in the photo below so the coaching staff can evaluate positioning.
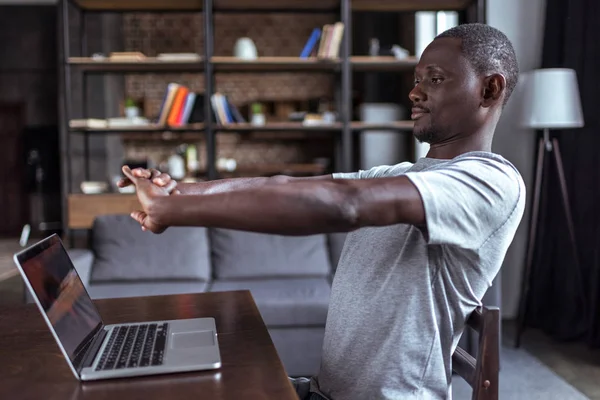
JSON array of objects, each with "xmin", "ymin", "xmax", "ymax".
[{"xmin": 122, "ymin": 12, "xmax": 338, "ymax": 170}]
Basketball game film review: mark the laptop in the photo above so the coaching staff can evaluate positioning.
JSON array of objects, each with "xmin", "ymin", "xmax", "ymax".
[{"xmin": 13, "ymin": 234, "xmax": 222, "ymax": 381}]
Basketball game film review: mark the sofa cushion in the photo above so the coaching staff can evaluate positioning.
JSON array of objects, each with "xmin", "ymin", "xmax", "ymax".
[
  {"xmin": 208, "ymin": 278, "xmax": 331, "ymax": 326},
  {"xmin": 90, "ymin": 215, "xmax": 211, "ymax": 282},
  {"xmin": 210, "ymin": 229, "xmax": 332, "ymax": 279},
  {"xmin": 87, "ymin": 281, "xmax": 209, "ymax": 300}
]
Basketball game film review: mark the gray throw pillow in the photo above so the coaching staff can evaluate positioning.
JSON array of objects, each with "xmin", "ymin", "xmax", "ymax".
[
  {"xmin": 90, "ymin": 215, "xmax": 211, "ymax": 282},
  {"xmin": 209, "ymin": 228, "xmax": 332, "ymax": 279}
]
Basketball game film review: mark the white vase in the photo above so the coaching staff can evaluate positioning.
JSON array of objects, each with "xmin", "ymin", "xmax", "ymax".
[{"xmin": 234, "ymin": 37, "xmax": 258, "ymax": 60}]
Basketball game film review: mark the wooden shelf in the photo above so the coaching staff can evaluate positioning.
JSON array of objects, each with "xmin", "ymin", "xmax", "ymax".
[
  {"xmin": 69, "ymin": 57, "xmax": 204, "ymax": 73},
  {"xmin": 69, "ymin": 122, "xmax": 205, "ymax": 134},
  {"xmin": 216, "ymin": 121, "xmax": 413, "ymax": 132},
  {"xmin": 69, "ymin": 121, "xmax": 412, "ymax": 134},
  {"xmin": 213, "ymin": 0, "xmax": 340, "ymax": 11},
  {"xmin": 352, "ymin": 0, "xmax": 473, "ymax": 11},
  {"xmin": 351, "ymin": 121, "xmax": 414, "ymax": 131},
  {"xmin": 215, "ymin": 122, "xmax": 343, "ymax": 132},
  {"xmin": 73, "ymin": 0, "xmax": 473, "ymax": 12},
  {"xmin": 68, "ymin": 194, "xmax": 141, "ymax": 229},
  {"xmin": 67, "ymin": 56, "xmax": 419, "ymax": 73},
  {"xmin": 351, "ymin": 56, "xmax": 418, "ymax": 71},
  {"xmin": 119, "ymin": 132, "xmax": 206, "ymax": 142},
  {"xmin": 72, "ymin": 0, "xmax": 203, "ymax": 11},
  {"xmin": 212, "ymin": 56, "xmax": 340, "ymax": 72}
]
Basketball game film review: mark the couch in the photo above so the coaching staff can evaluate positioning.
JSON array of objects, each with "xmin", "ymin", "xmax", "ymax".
[{"xmin": 65, "ymin": 214, "xmax": 348, "ymax": 377}]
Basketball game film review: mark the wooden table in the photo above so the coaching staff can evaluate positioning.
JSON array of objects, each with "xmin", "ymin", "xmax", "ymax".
[{"xmin": 0, "ymin": 290, "xmax": 298, "ymax": 399}]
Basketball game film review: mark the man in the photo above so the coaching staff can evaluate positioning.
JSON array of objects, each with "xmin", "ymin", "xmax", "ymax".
[{"xmin": 119, "ymin": 23, "xmax": 525, "ymax": 400}]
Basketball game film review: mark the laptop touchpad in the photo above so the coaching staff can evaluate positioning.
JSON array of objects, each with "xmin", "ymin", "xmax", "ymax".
[{"xmin": 172, "ymin": 331, "xmax": 214, "ymax": 349}]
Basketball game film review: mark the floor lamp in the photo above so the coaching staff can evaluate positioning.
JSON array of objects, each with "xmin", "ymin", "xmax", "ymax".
[{"xmin": 514, "ymin": 68, "xmax": 585, "ymax": 348}]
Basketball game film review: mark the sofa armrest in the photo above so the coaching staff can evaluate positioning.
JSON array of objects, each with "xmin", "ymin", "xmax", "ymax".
[{"xmin": 67, "ymin": 249, "xmax": 95, "ymax": 288}]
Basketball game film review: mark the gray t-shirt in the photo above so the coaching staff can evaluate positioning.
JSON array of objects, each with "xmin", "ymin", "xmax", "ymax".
[{"xmin": 310, "ymin": 151, "xmax": 526, "ymax": 399}]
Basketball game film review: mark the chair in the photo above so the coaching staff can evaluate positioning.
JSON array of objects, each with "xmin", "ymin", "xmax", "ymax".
[{"xmin": 452, "ymin": 306, "xmax": 500, "ymax": 400}]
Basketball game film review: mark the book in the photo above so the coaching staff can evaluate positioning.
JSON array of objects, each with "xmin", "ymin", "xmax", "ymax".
[
  {"xmin": 300, "ymin": 28, "xmax": 321, "ymax": 58},
  {"xmin": 157, "ymin": 83, "xmax": 180, "ymax": 126},
  {"xmin": 167, "ymin": 86, "xmax": 190, "ymax": 126}
]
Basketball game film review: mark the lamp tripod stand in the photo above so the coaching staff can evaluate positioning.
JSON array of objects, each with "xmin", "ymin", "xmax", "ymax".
[{"xmin": 514, "ymin": 129, "xmax": 587, "ymax": 348}]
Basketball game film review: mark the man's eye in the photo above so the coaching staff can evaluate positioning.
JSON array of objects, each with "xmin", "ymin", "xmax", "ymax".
[
  {"xmin": 413, "ymin": 79, "xmax": 421, "ymax": 86},
  {"xmin": 431, "ymin": 77, "xmax": 444, "ymax": 84}
]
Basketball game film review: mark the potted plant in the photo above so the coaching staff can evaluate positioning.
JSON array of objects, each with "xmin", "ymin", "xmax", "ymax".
[{"xmin": 124, "ymin": 97, "xmax": 140, "ymax": 119}]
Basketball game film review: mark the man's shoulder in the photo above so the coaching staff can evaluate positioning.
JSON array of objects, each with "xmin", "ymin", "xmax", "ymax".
[
  {"xmin": 333, "ymin": 161, "xmax": 415, "ymax": 179},
  {"xmin": 432, "ymin": 151, "xmax": 524, "ymax": 184},
  {"xmin": 409, "ymin": 151, "xmax": 525, "ymax": 208}
]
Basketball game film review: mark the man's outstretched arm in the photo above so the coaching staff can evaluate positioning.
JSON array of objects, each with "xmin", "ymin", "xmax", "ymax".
[
  {"xmin": 130, "ymin": 170, "xmax": 425, "ymax": 236},
  {"xmin": 118, "ymin": 168, "xmax": 333, "ymax": 195},
  {"xmin": 176, "ymin": 174, "xmax": 334, "ymax": 195}
]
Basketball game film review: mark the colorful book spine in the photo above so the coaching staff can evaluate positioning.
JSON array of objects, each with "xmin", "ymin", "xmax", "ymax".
[{"xmin": 300, "ymin": 28, "xmax": 321, "ymax": 58}]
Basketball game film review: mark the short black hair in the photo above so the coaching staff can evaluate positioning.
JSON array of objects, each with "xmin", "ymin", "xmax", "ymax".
[{"xmin": 435, "ymin": 23, "xmax": 519, "ymax": 106}]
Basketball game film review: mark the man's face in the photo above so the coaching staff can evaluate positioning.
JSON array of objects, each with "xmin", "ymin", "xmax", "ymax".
[{"xmin": 409, "ymin": 37, "xmax": 483, "ymax": 144}]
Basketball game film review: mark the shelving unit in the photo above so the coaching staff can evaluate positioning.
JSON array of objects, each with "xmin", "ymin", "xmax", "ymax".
[
  {"xmin": 58, "ymin": 0, "xmax": 485, "ymax": 239},
  {"xmin": 69, "ymin": 57, "xmax": 205, "ymax": 73}
]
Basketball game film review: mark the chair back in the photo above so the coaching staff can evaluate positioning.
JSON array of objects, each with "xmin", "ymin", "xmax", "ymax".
[{"xmin": 452, "ymin": 306, "xmax": 500, "ymax": 400}]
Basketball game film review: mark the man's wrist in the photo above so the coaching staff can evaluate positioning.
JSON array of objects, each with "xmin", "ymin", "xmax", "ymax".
[{"xmin": 149, "ymin": 195, "xmax": 174, "ymax": 227}]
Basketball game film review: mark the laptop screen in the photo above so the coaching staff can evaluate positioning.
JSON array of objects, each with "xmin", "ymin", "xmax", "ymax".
[{"xmin": 17, "ymin": 235, "xmax": 102, "ymax": 365}]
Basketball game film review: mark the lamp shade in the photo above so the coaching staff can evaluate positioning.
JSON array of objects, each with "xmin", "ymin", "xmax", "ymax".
[{"xmin": 519, "ymin": 68, "xmax": 584, "ymax": 129}]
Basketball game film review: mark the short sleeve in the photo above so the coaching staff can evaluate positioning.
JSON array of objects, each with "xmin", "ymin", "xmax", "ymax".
[
  {"xmin": 333, "ymin": 162, "xmax": 413, "ymax": 179},
  {"xmin": 405, "ymin": 155, "xmax": 524, "ymax": 250}
]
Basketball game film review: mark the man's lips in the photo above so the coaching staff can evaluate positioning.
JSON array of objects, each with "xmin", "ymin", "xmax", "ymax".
[{"xmin": 411, "ymin": 107, "xmax": 429, "ymax": 120}]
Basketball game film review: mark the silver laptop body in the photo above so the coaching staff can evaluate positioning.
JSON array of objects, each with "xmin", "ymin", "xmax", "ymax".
[{"xmin": 13, "ymin": 234, "xmax": 221, "ymax": 381}]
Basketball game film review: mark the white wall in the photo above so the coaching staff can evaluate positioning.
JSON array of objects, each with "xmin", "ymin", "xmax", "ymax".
[{"xmin": 487, "ymin": 0, "xmax": 547, "ymax": 318}]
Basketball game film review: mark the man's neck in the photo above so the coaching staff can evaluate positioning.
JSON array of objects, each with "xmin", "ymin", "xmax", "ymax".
[{"xmin": 425, "ymin": 125, "xmax": 496, "ymax": 159}]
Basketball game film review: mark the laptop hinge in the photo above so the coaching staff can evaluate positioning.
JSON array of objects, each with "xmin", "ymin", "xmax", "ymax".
[{"xmin": 79, "ymin": 327, "xmax": 109, "ymax": 372}]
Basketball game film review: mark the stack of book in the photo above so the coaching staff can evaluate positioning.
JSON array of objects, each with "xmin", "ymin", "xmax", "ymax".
[
  {"xmin": 210, "ymin": 92, "xmax": 246, "ymax": 125},
  {"xmin": 157, "ymin": 84, "xmax": 246, "ymax": 126},
  {"xmin": 300, "ymin": 22, "xmax": 345, "ymax": 59},
  {"xmin": 157, "ymin": 83, "xmax": 204, "ymax": 126}
]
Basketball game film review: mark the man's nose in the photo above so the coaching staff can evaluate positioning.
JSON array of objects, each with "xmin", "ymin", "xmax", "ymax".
[{"xmin": 409, "ymin": 84, "xmax": 426, "ymax": 103}]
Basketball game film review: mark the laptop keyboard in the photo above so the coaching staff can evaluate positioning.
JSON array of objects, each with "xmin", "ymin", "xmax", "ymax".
[{"xmin": 95, "ymin": 323, "xmax": 168, "ymax": 370}]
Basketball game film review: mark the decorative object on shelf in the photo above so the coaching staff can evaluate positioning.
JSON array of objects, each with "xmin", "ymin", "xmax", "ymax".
[
  {"xmin": 369, "ymin": 38, "xmax": 380, "ymax": 56},
  {"xmin": 80, "ymin": 181, "xmax": 109, "ymax": 194},
  {"xmin": 359, "ymin": 103, "xmax": 406, "ymax": 169},
  {"xmin": 108, "ymin": 51, "xmax": 146, "ymax": 62},
  {"xmin": 390, "ymin": 45, "xmax": 410, "ymax": 59},
  {"xmin": 167, "ymin": 151, "xmax": 186, "ymax": 180},
  {"xmin": 514, "ymin": 68, "xmax": 586, "ymax": 348},
  {"xmin": 124, "ymin": 97, "xmax": 140, "ymax": 119},
  {"xmin": 69, "ymin": 118, "xmax": 151, "ymax": 129},
  {"xmin": 217, "ymin": 158, "xmax": 238, "ymax": 172},
  {"xmin": 302, "ymin": 113, "xmax": 335, "ymax": 126},
  {"xmin": 366, "ymin": 40, "xmax": 410, "ymax": 59},
  {"xmin": 108, "ymin": 117, "xmax": 151, "ymax": 127},
  {"xmin": 156, "ymin": 53, "xmax": 201, "ymax": 62},
  {"xmin": 250, "ymin": 103, "xmax": 266, "ymax": 126},
  {"xmin": 234, "ymin": 37, "xmax": 258, "ymax": 60},
  {"xmin": 185, "ymin": 144, "xmax": 199, "ymax": 173}
]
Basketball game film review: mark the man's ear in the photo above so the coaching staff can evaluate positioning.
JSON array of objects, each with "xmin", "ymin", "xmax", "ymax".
[{"xmin": 481, "ymin": 73, "xmax": 506, "ymax": 108}]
